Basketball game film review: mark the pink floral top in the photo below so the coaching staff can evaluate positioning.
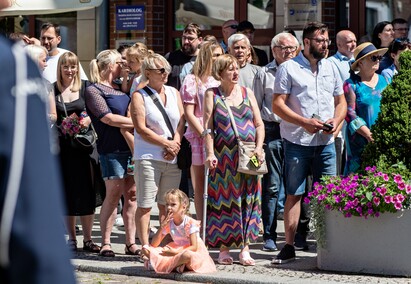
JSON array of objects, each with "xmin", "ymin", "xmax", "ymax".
[{"xmin": 180, "ymin": 74, "xmax": 220, "ymax": 140}]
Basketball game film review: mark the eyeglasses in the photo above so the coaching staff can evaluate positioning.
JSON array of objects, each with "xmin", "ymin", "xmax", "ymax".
[
  {"xmin": 182, "ymin": 36, "xmax": 198, "ymax": 43},
  {"xmin": 147, "ymin": 68, "xmax": 167, "ymax": 74},
  {"xmin": 223, "ymin": 24, "xmax": 238, "ymax": 30},
  {"xmin": 369, "ymin": 55, "xmax": 383, "ymax": 62},
  {"xmin": 309, "ymin": 38, "xmax": 332, "ymax": 45},
  {"xmin": 274, "ymin": 45, "xmax": 298, "ymax": 52}
]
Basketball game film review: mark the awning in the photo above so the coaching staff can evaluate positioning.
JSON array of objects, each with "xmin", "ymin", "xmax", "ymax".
[{"xmin": 0, "ymin": 0, "xmax": 103, "ymax": 16}]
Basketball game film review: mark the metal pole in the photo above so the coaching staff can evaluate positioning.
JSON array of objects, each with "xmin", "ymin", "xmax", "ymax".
[{"xmin": 202, "ymin": 166, "xmax": 209, "ymax": 241}]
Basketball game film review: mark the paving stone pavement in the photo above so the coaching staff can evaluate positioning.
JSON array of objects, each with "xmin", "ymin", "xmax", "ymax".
[{"xmin": 71, "ymin": 204, "xmax": 411, "ymax": 284}]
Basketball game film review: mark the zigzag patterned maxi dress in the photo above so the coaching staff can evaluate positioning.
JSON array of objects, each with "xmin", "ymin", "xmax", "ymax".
[{"xmin": 206, "ymin": 87, "xmax": 261, "ymax": 249}]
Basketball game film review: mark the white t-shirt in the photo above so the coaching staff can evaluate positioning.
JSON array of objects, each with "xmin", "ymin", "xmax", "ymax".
[{"xmin": 42, "ymin": 47, "xmax": 88, "ymax": 83}]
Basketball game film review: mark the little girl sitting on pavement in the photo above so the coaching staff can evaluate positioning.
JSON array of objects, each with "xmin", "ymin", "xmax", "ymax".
[{"xmin": 141, "ymin": 189, "xmax": 216, "ymax": 274}]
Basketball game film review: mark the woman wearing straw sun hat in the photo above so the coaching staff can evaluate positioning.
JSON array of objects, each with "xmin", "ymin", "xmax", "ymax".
[{"xmin": 343, "ymin": 42, "xmax": 390, "ymax": 175}]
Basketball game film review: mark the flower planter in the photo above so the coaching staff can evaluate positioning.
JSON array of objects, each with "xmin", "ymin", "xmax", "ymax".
[{"xmin": 317, "ymin": 209, "xmax": 411, "ymax": 276}]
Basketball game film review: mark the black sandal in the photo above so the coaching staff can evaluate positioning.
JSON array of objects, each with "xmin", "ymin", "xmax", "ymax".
[
  {"xmin": 67, "ymin": 239, "xmax": 77, "ymax": 252},
  {"xmin": 125, "ymin": 243, "xmax": 140, "ymax": 255},
  {"xmin": 83, "ymin": 240, "xmax": 100, "ymax": 253},
  {"xmin": 99, "ymin": 243, "xmax": 115, "ymax": 257}
]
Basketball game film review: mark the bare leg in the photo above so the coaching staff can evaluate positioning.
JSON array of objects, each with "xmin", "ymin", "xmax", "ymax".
[
  {"xmin": 80, "ymin": 214, "xmax": 95, "ymax": 241},
  {"xmin": 122, "ymin": 176, "xmax": 137, "ymax": 248},
  {"xmin": 190, "ymin": 164, "xmax": 205, "ymax": 221},
  {"xmin": 136, "ymin": 207, "xmax": 151, "ymax": 246},
  {"xmin": 158, "ymin": 203, "xmax": 166, "ymax": 225},
  {"xmin": 65, "ymin": 216, "xmax": 77, "ymax": 241},
  {"xmin": 100, "ymin": 180, "xmax": 123, "ymax": 250},
  {"xmin": 284, "ymin": 195, "xmax": 302, "ymax": 245}
]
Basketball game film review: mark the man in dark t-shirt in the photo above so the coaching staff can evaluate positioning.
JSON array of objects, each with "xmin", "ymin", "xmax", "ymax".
[{"xmin": 164, "ymin": 23, "xmax": 203, "ymax": 90}]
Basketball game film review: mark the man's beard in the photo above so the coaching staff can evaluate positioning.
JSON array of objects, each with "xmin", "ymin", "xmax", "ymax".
[
  {"xmin": 182, "ymin": 44, "xmax": 196, "ymax": 56},
  {"xmin": 310, "ymin": 44, "xmax": 327, "ymax": 60}
]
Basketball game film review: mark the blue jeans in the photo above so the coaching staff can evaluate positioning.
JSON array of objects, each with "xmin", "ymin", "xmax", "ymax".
[
  {"xmin": 283, "ymin": 140, "xmax": 336, "ymax": 196},
  {"xmin": 262, "ymin": 122, "xmax": 284, "ymax": 241}
]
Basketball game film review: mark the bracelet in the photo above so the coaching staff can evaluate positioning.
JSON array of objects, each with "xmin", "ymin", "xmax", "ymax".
[{"xmin": 201, "ymin": 129, "xmax": 212, "ymax": 137}]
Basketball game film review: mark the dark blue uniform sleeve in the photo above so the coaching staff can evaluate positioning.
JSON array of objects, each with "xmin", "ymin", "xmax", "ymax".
[{"xmin": 0, "ymin": 37, "xmax": 76, "ymax": 284}]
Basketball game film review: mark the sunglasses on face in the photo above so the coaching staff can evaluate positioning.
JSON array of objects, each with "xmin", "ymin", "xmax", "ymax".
[
  {"xmin": 147, "ymin": 68, "xmax": 167, "ymax": 74},
  {"xmin": 370, "ymin": 55, "xmax": 383, "ymax": 62}
]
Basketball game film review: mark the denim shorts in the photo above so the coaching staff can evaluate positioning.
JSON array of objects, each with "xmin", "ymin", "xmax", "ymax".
[
  {"xmin": 283, "ymin": 140, "xmax": 336, "ymax": 196},
  {"xmin": 99, "ymin": 151, "xmax": 132, "ymax": 180}
]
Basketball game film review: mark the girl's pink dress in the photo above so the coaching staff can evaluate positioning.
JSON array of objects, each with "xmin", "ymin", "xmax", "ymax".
[
  {"xmin": 180, "ymin": 74, "xmax": 220, "ymax": 165},
  {"xmin": 147, "ymin": 215, "xmax": 216, "ymax": 274}
]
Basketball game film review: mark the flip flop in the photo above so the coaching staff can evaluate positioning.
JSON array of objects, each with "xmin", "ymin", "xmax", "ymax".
[{"xmin": 217, "ymin": 250, "xmax": 233, "ymax": 265}]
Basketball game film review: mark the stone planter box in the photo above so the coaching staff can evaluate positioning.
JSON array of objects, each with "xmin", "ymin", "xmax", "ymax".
[{"xmin": 317, "ymin": 209, "xmax": 411, "ymax": 276}]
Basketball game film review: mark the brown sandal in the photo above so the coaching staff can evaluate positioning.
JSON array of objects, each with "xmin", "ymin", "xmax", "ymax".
[
  {"xmin": 83, "ymin": 240, "xmax": 100, "ymax": 253},
  {"xmin": 125, "ymin": 243, "xmax": 140, "ymax": 255},
  {"xmin": 99, "ymin": 243, "xmax": 115, "ymax": 257}
]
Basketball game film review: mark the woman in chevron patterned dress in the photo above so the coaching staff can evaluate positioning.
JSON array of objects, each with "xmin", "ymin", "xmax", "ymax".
[{"xmin": 203, "ymin": 54, "xmax": 264, "ymax": 266}]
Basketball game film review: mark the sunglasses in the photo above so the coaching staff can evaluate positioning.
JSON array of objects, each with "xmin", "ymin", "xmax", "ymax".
[
  {"xmin": 147, "ymin": 68, "xmax": 167, "ymax": 74},
  {"xmin": 370, "ymin": 55, "xmax": 383, "ymax": 62}
]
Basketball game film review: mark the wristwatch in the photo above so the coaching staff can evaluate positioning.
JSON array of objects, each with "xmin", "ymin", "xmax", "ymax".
[{"xmin": 201, "ymin": 129, "xmax": 212, "ymax": 137}]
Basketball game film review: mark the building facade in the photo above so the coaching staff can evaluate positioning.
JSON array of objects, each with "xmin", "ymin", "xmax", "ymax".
[{"xmin": 1, "ymin": 0, "xmax": 410, "ymax": 75}]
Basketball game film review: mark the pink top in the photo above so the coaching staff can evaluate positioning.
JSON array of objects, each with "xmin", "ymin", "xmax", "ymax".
[
  {"xmin": 180, "ymin": 74, "xmax": 220, "ymax": 139},
  {"xmin": 161, "ymin": 215, "xmax": 200, "ymax": 247}
]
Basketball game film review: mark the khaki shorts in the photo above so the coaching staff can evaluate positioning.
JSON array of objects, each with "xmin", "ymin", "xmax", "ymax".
[{"xmin": 135, "ymin": 159, "xmax": 181, "ymax": 208}]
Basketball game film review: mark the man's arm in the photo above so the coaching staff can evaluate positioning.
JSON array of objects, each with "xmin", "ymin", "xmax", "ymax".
[{"xmin": 272, "ymin": 93, "xmax": 324, "ymax": 134}]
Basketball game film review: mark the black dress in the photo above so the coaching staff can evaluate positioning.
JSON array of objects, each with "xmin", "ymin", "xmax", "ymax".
[{"xmin": 55, "ymin": 83, "xmax": 95, "ymax": 216}]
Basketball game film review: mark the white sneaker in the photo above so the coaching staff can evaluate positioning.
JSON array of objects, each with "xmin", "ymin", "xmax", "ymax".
[{"xmin": 114, "ymin": 215, "xmax": 124, "ymax": 227}]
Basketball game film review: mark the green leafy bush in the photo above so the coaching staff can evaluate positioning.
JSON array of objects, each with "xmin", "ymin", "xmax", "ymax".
[{"xmin": 362, "ymin": 50, "xmax": 411, "ymax": 171}]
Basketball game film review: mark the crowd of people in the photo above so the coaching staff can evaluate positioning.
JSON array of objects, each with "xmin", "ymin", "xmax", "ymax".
[{"xmin": 9, "ymin": 15, "xmax": 410, "ymax": 273}]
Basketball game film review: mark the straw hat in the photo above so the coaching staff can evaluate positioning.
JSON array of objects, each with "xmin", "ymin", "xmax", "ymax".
[{"xmin": 351, "ymin": 42, "xmax": 388, "ymax": 71}]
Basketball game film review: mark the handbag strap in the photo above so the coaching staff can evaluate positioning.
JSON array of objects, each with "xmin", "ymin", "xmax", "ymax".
[
  {"xmin": 220, "ymin": 87, "xmax": 246, "ymax": 141},
  {"xmin": 56, "ymin": 82, "xmax": 97, "ymax": 138},
  {"xmin": 142, "ymin": 86, "xmax": 175, "ymax": 138}
]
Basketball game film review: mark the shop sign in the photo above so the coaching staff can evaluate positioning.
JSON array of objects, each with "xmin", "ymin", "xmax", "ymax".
[{"xmin": 116, "ymin": 5, "xmax": 145, "ymax": 31}]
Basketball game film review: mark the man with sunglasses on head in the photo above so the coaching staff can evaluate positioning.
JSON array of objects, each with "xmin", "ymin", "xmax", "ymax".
[
  {"xmin": 220, "ymin": 19, "xmax": 238, "ymax": 54},
  {"xmin": 40, "ymin": 22, "xmax": 88, "ymax": 83},
  {"xmin": 272, "ymin": 22, "xmax": 347, "ymax": 264}
]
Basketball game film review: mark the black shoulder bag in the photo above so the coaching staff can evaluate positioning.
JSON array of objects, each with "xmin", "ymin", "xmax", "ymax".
[{"xmin": 57, "ymin": 83, "xmax": 97, "ymax": 152}]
